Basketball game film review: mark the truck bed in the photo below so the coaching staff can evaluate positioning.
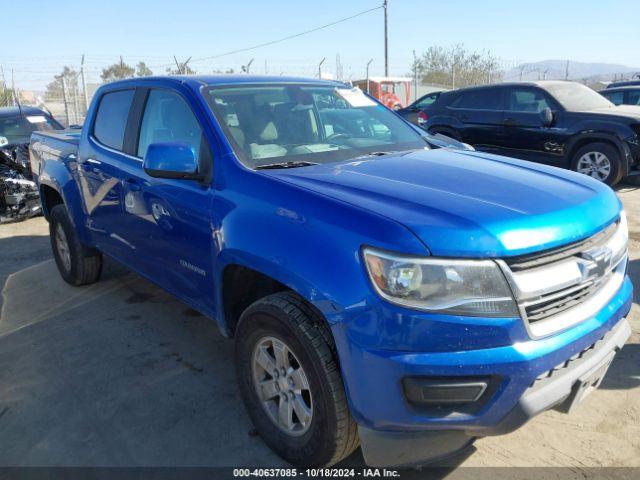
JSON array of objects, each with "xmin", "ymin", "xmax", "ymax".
[{"xmin": 30, "ymin": 129, "xmax": 81, "ymax": 178}]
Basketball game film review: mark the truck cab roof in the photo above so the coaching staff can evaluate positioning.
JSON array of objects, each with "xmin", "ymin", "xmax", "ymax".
[{"xmin": 97, "ymin": 75, "xmax": 348, "ymax": 92}]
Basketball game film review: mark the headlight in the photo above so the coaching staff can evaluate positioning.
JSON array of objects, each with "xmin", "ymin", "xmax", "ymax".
[{"xmin": 363, "ymin": 248, "xmax": 518, "ymax": 317}]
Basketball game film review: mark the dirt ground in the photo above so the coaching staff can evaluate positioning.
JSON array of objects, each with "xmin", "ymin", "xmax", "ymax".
[{"xmin": 0, "ymin": 186, "xmax": 639, "ymax": 470}]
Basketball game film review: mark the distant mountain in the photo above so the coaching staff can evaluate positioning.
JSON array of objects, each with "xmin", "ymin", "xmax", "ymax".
[{"xmin": 505, "ymin": 60, "xmax": 639, "ymax": 82}]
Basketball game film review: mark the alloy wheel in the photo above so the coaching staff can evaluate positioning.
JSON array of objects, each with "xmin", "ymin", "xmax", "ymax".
[
  {"xmin": 55, "ymin": 223, "xmax": 71, "ymax": 272},
  {"xmin": 576, "ymin": 151, "xmax": 611, "ymax": 181},
  {"xmin": 252, "ymin": 336, "xmax": 313, "ymax": 436}
]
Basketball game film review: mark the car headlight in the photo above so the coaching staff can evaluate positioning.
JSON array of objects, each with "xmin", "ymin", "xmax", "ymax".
[{"xmin": 363, "ymin": 248, "xmax": 518, "ymax": 317}]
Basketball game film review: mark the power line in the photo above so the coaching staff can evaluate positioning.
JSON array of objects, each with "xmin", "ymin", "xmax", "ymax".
[{"xmin": 149, "ymin": 4, "xmax": 384, "ymax": 68}]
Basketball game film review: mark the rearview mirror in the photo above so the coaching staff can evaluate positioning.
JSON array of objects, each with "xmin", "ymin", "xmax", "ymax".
[
  {"xmin": 540, "ymin": 107, "xmax": 554, "ymax": 127},
  {"xmin": 143, "ymin": 142, "xmax": 202, "ymax": 180}
]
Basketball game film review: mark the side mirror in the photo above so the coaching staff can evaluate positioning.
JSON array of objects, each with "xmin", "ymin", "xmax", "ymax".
[
  {"xmin": 540, "ymin": 107, "xmax": 554, "ymax": 127},
  {"xmin": 143, "ymin": 142, "xmax": 201, "ymax": 180}
]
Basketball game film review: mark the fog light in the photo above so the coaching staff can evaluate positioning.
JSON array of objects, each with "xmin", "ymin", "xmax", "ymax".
[{"xmin": 403, "ymin": 377, "xmax": 489, "ymax": 405}]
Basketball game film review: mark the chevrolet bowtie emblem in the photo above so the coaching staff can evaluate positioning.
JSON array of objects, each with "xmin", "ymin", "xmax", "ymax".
[{"xmin": 580, "ymin": 247, "xmax": 612, "ymax": 280}]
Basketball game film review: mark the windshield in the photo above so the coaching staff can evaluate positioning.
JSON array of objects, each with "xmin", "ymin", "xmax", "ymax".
[
  {"xmin": 0, "ymin": 113, "xmax": 62, "ymax": 145},
  {"xmin": 544, "ymin": 83, "xmax": 613, "ymax": 111},
  {"xmin": 203, "ymin": 84, "xmax": 426, "ymax": 168}
]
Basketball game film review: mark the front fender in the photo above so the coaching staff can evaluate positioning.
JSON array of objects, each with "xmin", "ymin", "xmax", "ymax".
[
  {"xmin": 565, "ymin": 129, "xmax": 631, "ymax": 175},
  {"xmin": 211, "ymin": 165, "xmax": 428, "ymax": 330}
]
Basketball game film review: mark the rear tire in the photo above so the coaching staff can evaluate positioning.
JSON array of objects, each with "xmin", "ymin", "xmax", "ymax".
[
  {"xmin": 571, "ymin": 142, "xmax": 623, "ymax": 186},
  {"xmin": 235, "ymin": 292, "xmax": 359, "ymax": 467},
  {"xmin": 49, "ymin": 204, "xmax": 102, "ymax": 286}
]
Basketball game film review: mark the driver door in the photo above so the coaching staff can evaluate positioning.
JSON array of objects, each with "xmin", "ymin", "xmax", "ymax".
[
  {"xmin": 116, "ymin": 87, "xmax": 215, "ymax": 309},
  {"xmin": 500, "ymin": 86, "xmax": 566, "ymax": 165}
]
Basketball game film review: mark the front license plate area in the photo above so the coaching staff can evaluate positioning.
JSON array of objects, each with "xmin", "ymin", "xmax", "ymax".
[{"xmin": 565, "ymin": 351, "xmax": 615, "ymax": 413}]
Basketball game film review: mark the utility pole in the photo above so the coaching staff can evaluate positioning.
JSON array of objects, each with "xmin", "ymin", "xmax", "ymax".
[
  {"xmin": 11, "ymin": 69, "xmax": 15, "ymax": 106},
  {"xmin": 383, "ymin": 0, "xmax": 389, "ymax": 76},
  {"xmin": 366, "ymin": 59, "xmax": 373, "ymax": 94},
  {"xmin": 61, "ymin": 77, "xmax": 70, "ymax": 126},
  {"xmin": 81, "ymin": 54, "xmax": 89, "ymax": 115},
  {"xmin": 564, "ymin": 60, "xmax": 570, "ymax": 80},
  {"xmin": 318, "ymin": 57, "xmax": 326, "ymax": 79},
  {"xmin": 518, "ymin": 64, "xmax": 526, "ymax": 81},
  {"xmin": 412, "ymin": 50, "xmax": 418, "ymax": 101}
]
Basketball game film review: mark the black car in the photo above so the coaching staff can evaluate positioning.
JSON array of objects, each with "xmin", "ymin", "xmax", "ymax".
[
  {"xmin": 0, "ymin": 106, "xmax": 63, "ymax": 175},
  {"xmin": 419, "ymin": 81, "xmax": 640, "ymax": 185},
  {"xmin": 606, "ymin": 80, "xmax": 640, "ymax": 89},
  {"xmin": 396, "ymin": 91, "xmax": 443, "ymax": 127},
  {"xmin": 600, "ymin": 86, "xmax": 640, "ymax": 107},
  {"xmin": 0, "ymin": 106, "xmax": 62, "ymax": 222}
]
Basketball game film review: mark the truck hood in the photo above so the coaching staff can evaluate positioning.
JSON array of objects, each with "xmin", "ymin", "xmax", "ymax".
[{"xmin": 265, "ymin": 149, "xmax": 621, "ymax": 257}]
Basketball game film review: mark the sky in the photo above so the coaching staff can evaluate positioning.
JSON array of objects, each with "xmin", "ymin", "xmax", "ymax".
[{"xmin": 1, "ymin": 0, "xmax": 639, "ymax": 90}]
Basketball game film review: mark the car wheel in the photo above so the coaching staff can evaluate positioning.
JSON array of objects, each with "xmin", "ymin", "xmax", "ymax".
[
  {"xmin": 572, "ymin": 143, "xmax": 623, "ymax": 186},
  {"xmin": 49, "ymin": 204, "xmax": 102, "ymax": 286},
  {"xmin": 235, "ymin": 291, "xmax": 359, "ymax": 467}
]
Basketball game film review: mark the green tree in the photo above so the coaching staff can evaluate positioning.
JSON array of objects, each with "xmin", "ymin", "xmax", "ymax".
[
  {"xmin": 136, "ymin": 61, "xmax": 153, "ymax": 77},
  {"xmin": 412, "ymin": 44, "xmax": 503, "ymax": 89},
  {"xmin": 101, "ymin": 57, "xmax": 135, "ymax": 82},
  {"xmin": 45, "ymin": 66, "xmax": 79, "ymax": 100}
]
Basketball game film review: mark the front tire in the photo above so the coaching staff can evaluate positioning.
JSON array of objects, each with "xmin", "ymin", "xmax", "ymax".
[
  {"xmin": 235, "ymin": 292, "xmax": 358, "ymax": 467},
  {"xmin": 49, "ymin": 204, "xmax": 102, "ymax": 286},
  {"xmin": 571, "ymin": 142, "xmax": 623, "ymax": 186}
]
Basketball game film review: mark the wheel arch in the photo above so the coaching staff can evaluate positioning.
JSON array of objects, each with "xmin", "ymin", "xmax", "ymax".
[
  {"xmin": 566, "ymin": 134, "xmax": 629, "ymax": 175},
  {"xmin": 217, "ymin": 260, "xmax": 334, "ymax": 338},
  {"xmin": 39, "ymin": 183, "xmax": 64, "ymax": 220},
  {"xmin": 427, "ymin": 125, "xmax": 461, "ymax": 141}
]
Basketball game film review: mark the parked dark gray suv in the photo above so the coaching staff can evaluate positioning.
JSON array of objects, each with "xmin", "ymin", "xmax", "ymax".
[{"xmin": 417, "ymin": 81, "xmax": 640, "ymax": 186}]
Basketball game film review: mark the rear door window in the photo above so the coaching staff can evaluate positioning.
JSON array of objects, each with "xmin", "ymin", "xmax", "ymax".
[
  {"xmin": 414, "ymin": 93, "xmax": 438, "ymax": 109},
  {"xmin": 603, "ymin": 91, "xmax": 624, "ymax": 105},
  {"xmin": 626, "ymin": 91, "xmax": 640, "ymax": 105},
  {"xmin": 93, "ymin": 89, "xmax": 135, "ymax": 150},
  {"xmin": 450, "ymin": 89, "xmax": 502, "ymax": 110},
  {"xmin": 505, "ymin": 88, "xmax": 552, "ymax": 112}
]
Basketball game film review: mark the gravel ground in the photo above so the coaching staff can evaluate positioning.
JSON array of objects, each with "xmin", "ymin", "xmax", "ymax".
[{"xmin": 0, "ymin": 186, "xmax": 638, "ymax": 470}]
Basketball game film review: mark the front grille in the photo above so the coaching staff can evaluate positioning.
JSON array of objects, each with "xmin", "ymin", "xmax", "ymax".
[
  {"xmin": 506, "ymin": 222, "xmax": 617, "ymax": 272},
  {"xmin": 501, "ymin": 217, "xmax": 627, "ymax": 337},
  {"xmin": 524, "ymin": 281, "xmax": 600, "ymax": 323}
]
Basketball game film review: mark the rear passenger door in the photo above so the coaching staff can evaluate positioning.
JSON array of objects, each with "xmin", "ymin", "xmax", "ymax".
[
  {"xmin": 447, "ymin": 88, "xmax": 504, "ymax": 151},
  {"xmin": 118, "ymin": 87, "xmax": 215, "ymax": 309},
  {"xmin": 78, "ymin": 88, "xmax": 137, "ymax": 260}
]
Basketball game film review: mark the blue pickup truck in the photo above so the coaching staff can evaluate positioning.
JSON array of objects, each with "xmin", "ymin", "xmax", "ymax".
[{"xmin": 30, "ymin": 76, "xmax": 632, "ymax": 467}]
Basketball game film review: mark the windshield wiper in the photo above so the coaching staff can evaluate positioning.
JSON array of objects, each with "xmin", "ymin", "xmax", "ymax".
[
  {"xmin": 255, "ymin": 161, "xmax": 319, "ymax": 170},
  {"xmin": 350, "ymin": 151, "xmax": 397, "ymax": 160}
]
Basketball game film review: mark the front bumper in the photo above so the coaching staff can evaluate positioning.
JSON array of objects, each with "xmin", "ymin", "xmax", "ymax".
[{"xmin": 333, "ymin": 276, "xmax": 632, "ymax": 467}]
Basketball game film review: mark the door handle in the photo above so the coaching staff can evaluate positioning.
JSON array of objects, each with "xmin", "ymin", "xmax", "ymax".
[{"xmin": 503, "ymin": 117, "xmax": 517, "ymax": 126}]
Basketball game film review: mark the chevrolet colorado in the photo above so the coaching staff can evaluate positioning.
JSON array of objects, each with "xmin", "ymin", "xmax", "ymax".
[{"xmin": 30, "ymin": 76, "xmax": 632, "ymax": 467}]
